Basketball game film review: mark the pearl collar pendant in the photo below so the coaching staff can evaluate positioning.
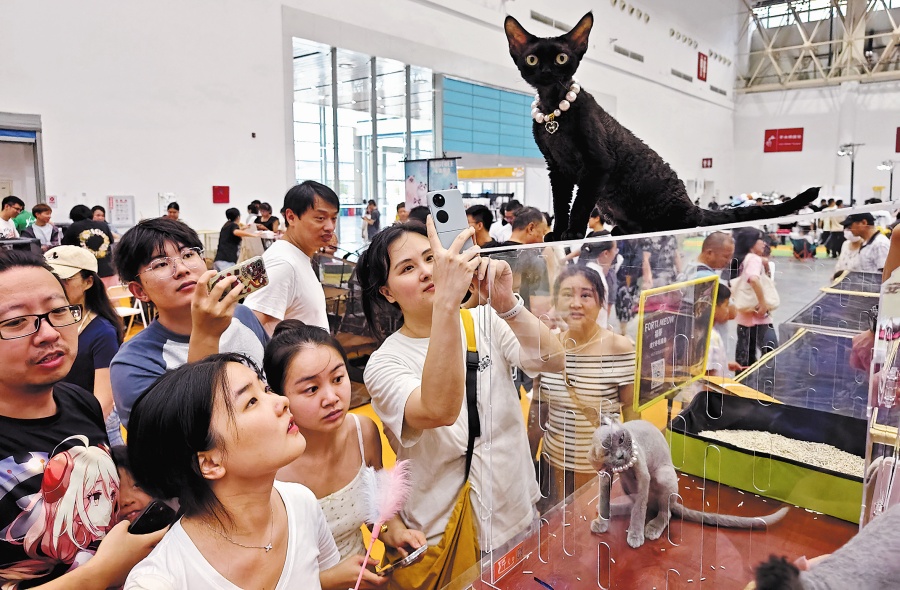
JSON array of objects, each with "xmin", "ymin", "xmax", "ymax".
[{"xmin": 532, "ymin": 79, "xmax": 581, "ymax": 134}]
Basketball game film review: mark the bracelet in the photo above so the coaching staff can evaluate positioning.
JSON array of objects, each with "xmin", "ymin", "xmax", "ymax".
[{"xmin": 496, "ymin": 293, "xmax": 524, "ymax": 320}]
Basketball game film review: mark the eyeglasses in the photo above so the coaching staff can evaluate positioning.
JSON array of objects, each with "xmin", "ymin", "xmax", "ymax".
[
  {"xmin": 138, "ymin": 247, "xmax": 205, "ymax": 280},
  {"xmin": 0, "ymin": 304, "xmax": 83, "ymax": 340}
]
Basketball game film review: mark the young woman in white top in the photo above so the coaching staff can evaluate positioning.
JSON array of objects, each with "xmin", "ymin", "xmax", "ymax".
[
  {"xmin": 358, "ymin": 219, "xmax": 564, "ymax": 552},
  {"xmin": 124, "ymin": 353, "xmax": 341, "ymax": 589},
  {"xmin": 534, "ymin": 265, "xmax": 636, "ymax": 509},
  {"xmin": 264, "ymin": 320, "xmax": 426, "ymax": 589}
]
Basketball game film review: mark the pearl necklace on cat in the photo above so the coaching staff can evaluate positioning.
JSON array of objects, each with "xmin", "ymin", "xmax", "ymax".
[
  {"xmin": 605, "ymin": 441, "xmax": 640, "ymax": 474},
  {"xmin": 532, "ymin": 79, "xmax": 581, "ymax": 135}
]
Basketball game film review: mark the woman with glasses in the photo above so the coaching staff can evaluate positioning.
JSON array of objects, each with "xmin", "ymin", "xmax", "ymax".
[
  {"xmin": 46, "ymin": 245, "xmax": 127, "ymax": 445},
  {"xmin": 108, "ymin": 218, "xmax": 269, "ymax": 428}
]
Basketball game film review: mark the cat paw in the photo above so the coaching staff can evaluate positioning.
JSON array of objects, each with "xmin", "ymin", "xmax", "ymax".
[
  {"xmin": 644, "ymin": 522, "xmax": 666, "ymax": 540},
  {"xmin": 626, "ymin": 528, "xmax": 645, "ymax": 548},
  {"xmin": 590, "ymin": 518, "xmax": 609, "ymax": 535},
  {"xmin": 560, "ymin": 230, "xmax": 586, "ymax": 242},
  {"xmin": 544, "ymin": 231, "xmax": 562, "ymax": 242}
]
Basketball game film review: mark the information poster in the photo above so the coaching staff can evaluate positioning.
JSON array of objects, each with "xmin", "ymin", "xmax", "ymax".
[
  {"xmin": 427, "ymin": 158, "xmax": 458, "ymax": 191},
  {"xmin": 634, "ymin": 275, "xmax": 718, "ymax": 412},
  {"xmin": 764, "ymin": 128, "xmax": 804, "ymax": 153},
  {"xmin": 107, "ymin": 195, "xmax": 135, "ymax": 229},
  {"xmin": 404, "ymin": 160, "xmax": 428, "ymax": 208}
]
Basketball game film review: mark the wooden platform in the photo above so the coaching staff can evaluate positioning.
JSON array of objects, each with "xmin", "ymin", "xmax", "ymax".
[{"xmin": 466, "ymin": 473, "xmax": 857, "ymax": 589}]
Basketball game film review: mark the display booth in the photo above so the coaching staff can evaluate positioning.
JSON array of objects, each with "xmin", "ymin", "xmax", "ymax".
[{"xmin": 393, "ymin": 208, "xmax": 897, "ymax": 589}]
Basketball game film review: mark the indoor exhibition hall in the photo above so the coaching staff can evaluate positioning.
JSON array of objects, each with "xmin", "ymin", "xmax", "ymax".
[{"xmin": 2, "ymin": 1, "xmax": 900, "ymax": 589}]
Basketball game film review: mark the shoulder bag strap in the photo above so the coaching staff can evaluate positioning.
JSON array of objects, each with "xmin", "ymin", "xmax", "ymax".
[
  {"xmin": 561, "ymin": 363, "xmax": 602, "ymax": 428},
  {"xmin": 460, "ymin": 309, "xmax": 481, "ymax": 483}
]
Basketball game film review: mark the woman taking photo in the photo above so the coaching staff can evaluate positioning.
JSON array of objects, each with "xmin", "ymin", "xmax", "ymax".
[
  {"xmin": 358, "ymin": 218, "xmax": 563, "ymax": 586},
  {"xmin": 46, "ymin": 245, "xmax": 126, "ymax": 444},
  {"xmin": 125, "ymin": 353, "xmax": 341, "ymax": 589},
  {"xmin": 534, "ymin": 265, "xmax": 636, "ymax": 509}
]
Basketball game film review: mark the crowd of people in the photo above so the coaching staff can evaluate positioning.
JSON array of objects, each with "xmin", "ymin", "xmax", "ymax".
[{"xmin": 0, "ymin": 183, "xmax": 894, "ymax": 589}]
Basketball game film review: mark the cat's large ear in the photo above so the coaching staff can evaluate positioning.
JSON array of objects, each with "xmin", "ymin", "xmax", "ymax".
[
  {"xmin": 504, "ymin": 15, "xmax": 536, "ymax": 57},
  {"xmin": 564, "ymin": 12, "xmax": 594, "ymax": 57}
]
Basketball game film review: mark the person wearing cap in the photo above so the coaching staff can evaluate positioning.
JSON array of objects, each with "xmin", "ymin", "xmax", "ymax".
[
  {"xmin": 842, "ymin": 212, "xmax": 889, "ymax": 273},
  {"xmin": 46, "ymin": 245, "xmax": 126, "ymax": 445}
]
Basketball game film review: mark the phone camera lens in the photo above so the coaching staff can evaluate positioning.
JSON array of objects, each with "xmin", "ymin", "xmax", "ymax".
[
  {"xmin": 436, "ymin": 210, "xmax": 449, "ymax": 224},
  {"xmin": 432, "ymin": 193, "xmax": 445, "ymax": 207}
]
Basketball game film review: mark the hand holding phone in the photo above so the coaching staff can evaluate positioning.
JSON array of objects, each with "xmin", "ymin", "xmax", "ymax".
[
  {"xmin": 207, "ymin": 256, "xmax": 269, "ymax": 303},
  {"xmin": 376, "ymin": 544, "xmax": 427, "ymax": 576},
  {"xmin": 127, "ymin": 500, "xmax": 177, "ymax": 535}
]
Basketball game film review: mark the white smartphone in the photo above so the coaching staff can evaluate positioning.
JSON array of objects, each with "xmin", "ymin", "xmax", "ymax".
[{"xmin": 426, "ymin": 189, "xmax": 476, "ymax": 251}]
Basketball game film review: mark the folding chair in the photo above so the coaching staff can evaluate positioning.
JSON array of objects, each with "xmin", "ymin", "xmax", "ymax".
[{"xmin": 107, "ymin": 285, "xmax": 148, "ymax": 333}]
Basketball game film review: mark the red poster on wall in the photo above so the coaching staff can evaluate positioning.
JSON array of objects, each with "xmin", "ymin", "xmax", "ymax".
[
  {"xmin": 896, "ymin": 127, "xmax": 900, "ymax": 152},
  {"xmin": 212, "ymin": 186, "xmax": 230, "ymax": 203},
  {"xmin": 764, "ymin": 128, "xmax": 804, "ymax": 153},
  {"xmin": 697, "ymin": 53, "xmax": 708, "ymax": 82}
]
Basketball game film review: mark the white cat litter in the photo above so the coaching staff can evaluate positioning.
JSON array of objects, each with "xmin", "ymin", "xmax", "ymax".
[{"xmin": 696, "ymin": 430, "xmax": 864, "ymax": 477}]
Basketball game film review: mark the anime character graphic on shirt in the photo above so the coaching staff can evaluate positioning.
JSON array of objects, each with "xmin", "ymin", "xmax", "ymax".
[{"xmin": 0, "ymin": 436, "xmax": 118, "ymax": 586}]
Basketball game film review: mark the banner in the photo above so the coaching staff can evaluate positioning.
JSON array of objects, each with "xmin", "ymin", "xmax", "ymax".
[
  {"xmin": 764, "ymin": 128, "xmax": 804, "ymax": 153},
  {"xmin": 697, "ymin": 52, "xmax": 708, "ymax": 82},
  {"xmin": 633, "ymin": 274, "xmax": 719, "ymax": 412}
]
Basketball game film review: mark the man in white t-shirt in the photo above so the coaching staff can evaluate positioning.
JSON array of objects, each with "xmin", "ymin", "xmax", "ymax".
[
  {"xmin": 0, "ymin": 196, "xmax": 24, "ymax": 239},
  {"xmin": 244, "ymin": 181, "xmax": 339, "ymax": 333}
]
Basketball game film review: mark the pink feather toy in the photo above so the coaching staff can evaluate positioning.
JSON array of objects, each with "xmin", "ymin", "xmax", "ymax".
[{"xmin": 353, "ymin": 459, "xmax": 414, "ymax": 590}]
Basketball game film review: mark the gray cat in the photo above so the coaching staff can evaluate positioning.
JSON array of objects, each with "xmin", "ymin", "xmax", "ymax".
[
  {"xmin": 587, "ymin": 418, "xmax": 788, "ymax": 548},
  {"xmin": 755, "ymin": 502, "xmax": 900, "ymax": 589}
]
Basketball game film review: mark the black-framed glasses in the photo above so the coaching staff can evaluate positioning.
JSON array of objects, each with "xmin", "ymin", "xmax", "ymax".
[
  {"xmin": 138, "ymin": 247, "xmax": 205, "ymax": 280},
  {"xmin": 0, "ymin": 304, "xmax": 83, "ymax": 340}
]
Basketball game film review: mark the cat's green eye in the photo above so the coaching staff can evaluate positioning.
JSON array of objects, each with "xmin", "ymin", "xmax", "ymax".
[
  {"xmin": 525, "ymin": 55, "xmax": 539, "ymax": 66},
  {"xmin": 555, "ymin": 53, "xmax": 569, "ymax": 65}
]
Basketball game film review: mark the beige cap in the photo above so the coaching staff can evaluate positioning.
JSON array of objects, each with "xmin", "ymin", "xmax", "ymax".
[{"xmin": 45, "ymin": 246, "xmax": 98, "ymax": 279}]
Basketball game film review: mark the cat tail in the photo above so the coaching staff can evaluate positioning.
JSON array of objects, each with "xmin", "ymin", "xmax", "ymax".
[
  {"xmin": 754, "ymin": 556, "xmax": 804, "ymax": 590},
  {"xmin": 696, "ymin": 187, "xmax": 820, "ymax": 227},
  {"xmin": 671, "ymin": 503, "xmax": 789, "ymax": 528}
]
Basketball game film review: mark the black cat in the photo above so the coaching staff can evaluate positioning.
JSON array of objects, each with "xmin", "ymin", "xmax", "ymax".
[{"xmin": 504, "ymin": 12, "xmax": 819, "ymax": 239}]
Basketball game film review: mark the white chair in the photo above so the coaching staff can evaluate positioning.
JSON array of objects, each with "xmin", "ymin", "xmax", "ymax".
[{"xmin": 107, "ymin": 285, "xmax": 148, "ymax": 333}]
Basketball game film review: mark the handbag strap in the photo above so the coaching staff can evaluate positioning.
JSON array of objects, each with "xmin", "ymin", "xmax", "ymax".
[
  {"xmin": 460, "ymin": 309, "xmax": 481, "ymax": 483},
  {"xmin": 561, "ymin": 363, "xmax": 602, "ymax": 428}
]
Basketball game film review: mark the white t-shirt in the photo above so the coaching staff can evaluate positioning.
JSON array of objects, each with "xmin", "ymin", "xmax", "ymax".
[
  {"xmin": 244, "ymin": 240, "xmax": 329, "ymax": 331},
  {"xmin": 0, "ymin": 217, "xmax": 18, "ymax": 239},
  {"xmin": 585, "ymin": 261, "xmax": 610, "ymax": 329},
  {"xmin": 489, "ymin": 222, "xmax": 512, "ymax": 244},
  {"xmin": 124, "ymin": 481, "xmax": 340, "ymax": 590},
  {"xmin": 363, "ymin": 306, "xmax": 539, "ymax": 550}
]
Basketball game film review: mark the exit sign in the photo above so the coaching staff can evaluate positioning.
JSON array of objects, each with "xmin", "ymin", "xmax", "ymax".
[{"xmin": 701, "ymin": 158, "xmax": 713, "ymax": 168}]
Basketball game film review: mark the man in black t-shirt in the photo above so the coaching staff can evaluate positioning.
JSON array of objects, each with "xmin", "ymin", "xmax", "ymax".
[
  {"xmin": 62, "ymin": 205, "xmax": 116, "ymax": 283},
  {"xmin": 0, "ymin": 251, "xmax": 162, "ymax": 589},
  {"xmin": 214, "ymin": 208, "xmax": 257, "ymax": 271}
]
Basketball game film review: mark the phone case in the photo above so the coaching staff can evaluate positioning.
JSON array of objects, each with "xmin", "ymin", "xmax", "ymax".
[
  {"xmin": 376, "ymin": 544, "xmax": 428, "ymax": 576},
  {"xmin": 127, "ymin": 500, "xmax": 177, "ymax": 535},
  {"xmin": 207, "ymin": 256, "xmax": 269, "ymax": 303},
  {"xmin": 426, "ymin": 189, "xmax": 476, "ymax": 251}
]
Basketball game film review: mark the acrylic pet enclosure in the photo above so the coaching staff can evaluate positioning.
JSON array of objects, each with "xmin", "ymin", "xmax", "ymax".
[{"xmin": 438, "ymin": 209, "xmax": 894, "ymax": 589}]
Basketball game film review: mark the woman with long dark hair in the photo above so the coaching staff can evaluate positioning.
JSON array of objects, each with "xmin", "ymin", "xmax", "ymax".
[
  {"xmin": 125, "ymin": 353, "xmax": 341, "ymax": 589},
  {"xmin": 46, "ymin": 245, "xmax": 126, "ymax": 444},
  {"xmin": 356, "ymin": 218, "xmax": 563, "ymax": 586}
]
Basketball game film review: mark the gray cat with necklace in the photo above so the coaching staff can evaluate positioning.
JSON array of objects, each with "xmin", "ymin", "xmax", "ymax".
[
  {"xmin": 588, "ymin": 417, "xmax": 788, "ymax": 548},
  {"xmin": 504, "ymin": 12, "xmax": 819, "ymax": 239}
]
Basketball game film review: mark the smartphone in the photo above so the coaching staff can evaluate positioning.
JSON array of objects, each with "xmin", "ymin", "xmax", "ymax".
[
  {"xmin": 376, "ymin": 544, "xmax": 427, "ymax": 576},
  {"xmin": 127, "ymin": 500, "xmax": 177, "ymax": 535},
  {"xmin": 426, "ymin": 189, "xmax": 476, "ymax": 252},
  {"xmin": 207, "ymin": 256, "xmax": 269, "ymax": 303}
]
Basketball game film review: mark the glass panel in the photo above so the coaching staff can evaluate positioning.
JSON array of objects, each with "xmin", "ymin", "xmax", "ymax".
[{"xmin": 292, "ymin": 38, "xmax": 332, "ymax": 185}]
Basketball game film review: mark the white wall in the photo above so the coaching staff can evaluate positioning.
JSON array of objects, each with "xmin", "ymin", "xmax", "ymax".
[
  {"xmin": 0, "ymin": 142, "xmax": 37, "ymax": 207},
  {"xmin": 734, "ymin": 81, "xmax": 900, "ymax": 202},
  {"xmin": 0, "ymin": 0, "xmax": 743, "ymax": 231}
]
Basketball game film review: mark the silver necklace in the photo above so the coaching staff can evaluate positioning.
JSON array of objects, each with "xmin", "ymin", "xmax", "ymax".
[{"xmin": 204, "ymin": 506, "xmax": 275, "ymax": 553}]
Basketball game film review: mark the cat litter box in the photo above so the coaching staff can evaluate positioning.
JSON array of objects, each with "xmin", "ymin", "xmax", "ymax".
[{"xmin": 666, "ymin": 390, "xmax": 865, "ymax": 522}]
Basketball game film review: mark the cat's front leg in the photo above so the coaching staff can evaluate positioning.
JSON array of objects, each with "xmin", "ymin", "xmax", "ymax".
[
  {"xmin": 565, "ymin": 171, "xmax": 609, "ymax": 241},
  {"xmin": 590, "ymin": 475, "xmax": 611, "ymax": 535},
  {"xmin": 547, "ymin": 168, "xmax": 575, "ymax": 241},
  {"xmin": 626, "ymin": 467, "xmax": 651, "ymax": 548}
]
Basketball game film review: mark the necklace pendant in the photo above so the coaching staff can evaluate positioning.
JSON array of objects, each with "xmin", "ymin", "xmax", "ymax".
[
  {"xmin": 545, "ymin": 120, "xmax": 559, "ymax": 134},
  {"xmin": 264, "ymin": 543, "xmax": 273, "ymax": 553}
]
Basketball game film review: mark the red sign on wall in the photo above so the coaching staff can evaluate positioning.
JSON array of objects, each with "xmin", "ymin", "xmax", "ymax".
[
  {"xmin": 697, "ymin": 52, "xmax": 708, "ymax": 82},
  {"xmin": 212, "ymin": 186, "xmax": 230, "ymax": 204},
  {"xmin": 764, "ymin": 128, "xmax": 804, "ymax": 153},
  {"xmin": 896, "ymin": 127, "xmax": 900, "ymax": 152},
  {"xmin": 701, "ymin": 158, "xmax": 713, "ymax": 168}
]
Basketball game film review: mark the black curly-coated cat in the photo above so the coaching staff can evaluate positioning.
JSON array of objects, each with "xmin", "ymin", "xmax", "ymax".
[{"xmin": 504, "ymin": 12, "xmax": 819, "ymax": 240}]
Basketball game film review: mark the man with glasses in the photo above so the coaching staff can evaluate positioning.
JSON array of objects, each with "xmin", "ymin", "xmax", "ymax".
[
  {"xmin": 109, "ymin": 218, "xmax": 267, "ymax": 427},
  {"xmin": 0, "ymin": 250, "xmax": 164, "ymax": 588},
  {"xmin": 0, "ymin": 196, "xmax": 24, "ymax": 239}
]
